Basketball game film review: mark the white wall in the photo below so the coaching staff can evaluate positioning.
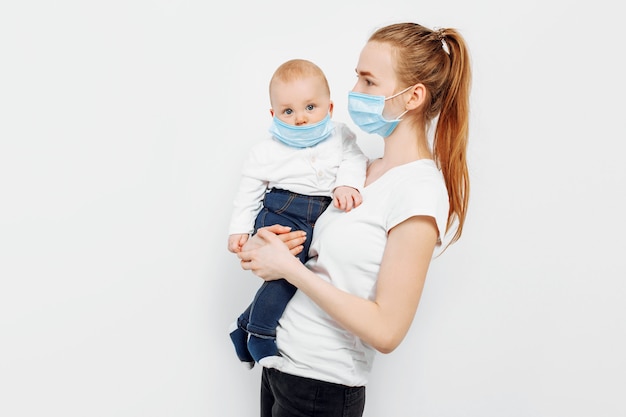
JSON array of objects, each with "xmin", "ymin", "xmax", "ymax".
[{"xmin": 1, "ymin": 1, "xmax": 624, "ymax": 416}]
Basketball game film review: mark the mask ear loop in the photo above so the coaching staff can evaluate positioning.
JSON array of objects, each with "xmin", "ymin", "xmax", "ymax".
[
  {"xmin": 384, "ymin": 85, "xmax": 414, "ymax": 101},
  {"xmin": 396, "ymin": 109, "xmax": 409, "ymax": 120},
  {"xmin": 386, "ymin": 85, "xmax": 415, "ymax": 120},
  {"xmin": 384, "ymin": 85, "xmax": 415, "ymax": 121}
]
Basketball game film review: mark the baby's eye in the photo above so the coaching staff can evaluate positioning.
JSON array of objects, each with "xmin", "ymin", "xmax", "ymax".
[
  {"xmin": 284, "ymin": 109, "xmax": 293, "ymax": 115},
  {"xmin": 306, "ymin": 104, "xmax": 315, "ymax": 111}
]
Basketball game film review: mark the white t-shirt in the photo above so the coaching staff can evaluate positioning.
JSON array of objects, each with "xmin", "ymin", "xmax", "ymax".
[
  {"xmin": 272, "ymin": 159, "xmax": 450, "ymax": 386},
  {"xmin": 228, "ymin": 121, "xmax": 367, "ymax": 235}
]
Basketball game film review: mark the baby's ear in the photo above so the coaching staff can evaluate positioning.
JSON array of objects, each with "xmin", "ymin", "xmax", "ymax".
[
  {"xmin": 328, "ymin": 101, "xmax": 334, "ymax": 117},
  {"xmin": 269, "ymin": 108, "xmax": 275, "ymax": 117}
]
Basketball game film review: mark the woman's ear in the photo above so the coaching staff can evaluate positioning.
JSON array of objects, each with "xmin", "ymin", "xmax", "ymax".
[{"xmin": 406, "ymin": 84, "xmax": 427, "ymax": 111}]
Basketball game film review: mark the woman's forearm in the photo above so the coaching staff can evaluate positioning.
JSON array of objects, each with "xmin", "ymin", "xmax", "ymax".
[
  {"xmin": 283, "ymin": 260, "xmax": 411, "ymax": 354},
  {"xmin": 282, "ymin": 216, "xmax": 436, "ymax": 353}
]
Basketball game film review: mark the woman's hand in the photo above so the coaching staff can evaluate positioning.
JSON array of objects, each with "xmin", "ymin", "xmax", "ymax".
[
  {"xmin": 238, "ymin": 225, "xmax": 307, "ymax": 281},
  {"xmin": 241, "ymin": 224, "xmax": 306, "ymax": 253}
]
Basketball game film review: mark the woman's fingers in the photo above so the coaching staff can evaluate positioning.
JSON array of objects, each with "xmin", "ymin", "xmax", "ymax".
[
  {"xmin": 237, "ymin": 226, "xmax": 307, "ymax": 276},
  {"xmin": 278, "ymin": 231, "xmax": 307, "ymax": 249},
  {"xmin": 254, "ymin": 225, "xmax": 306, "ymax": 251},
  {"xmin": 240, "ymin": 258, "xmax": 251, "ymax": 270},
  {"xmin": 260, "ymin": 224, "xmax": 293, "ymax": 235},
  {"xmin": 290, "ymin": 246, "xmax": 304, "ymax": 256}
]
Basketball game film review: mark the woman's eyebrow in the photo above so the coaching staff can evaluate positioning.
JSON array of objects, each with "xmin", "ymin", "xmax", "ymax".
[{"xmin": 355, "ymin": 69, "xmax": 374, "ymax": 77}]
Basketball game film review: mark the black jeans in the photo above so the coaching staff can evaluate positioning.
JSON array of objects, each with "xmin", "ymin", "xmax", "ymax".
[{"xmin": 261, "ymin": 367, "xmax": 366, "ymax": 417}]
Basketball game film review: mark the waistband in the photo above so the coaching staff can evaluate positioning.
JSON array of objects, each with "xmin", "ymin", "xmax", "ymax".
[{"xmin": 267, "ymin": 188, "xmax": 332, "ymax": 202}]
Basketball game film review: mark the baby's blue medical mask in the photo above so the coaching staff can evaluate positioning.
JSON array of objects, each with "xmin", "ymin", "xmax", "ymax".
[
  {"xmin": 269, "ymin": 113, "xmax": 334, "ymax": 148},
  {"xmin": 348, "ymin": 86, "xmax": 412, "ymax": 137}
]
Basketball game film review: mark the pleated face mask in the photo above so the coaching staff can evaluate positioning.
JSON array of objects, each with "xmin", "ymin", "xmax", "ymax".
[
  {"xmin": 347, "ymin": 86, "xmax": 411, "ymax": 138},
  {"xmin": 268, "ymin": 113, "xmax": 334, "ymax": 148}
]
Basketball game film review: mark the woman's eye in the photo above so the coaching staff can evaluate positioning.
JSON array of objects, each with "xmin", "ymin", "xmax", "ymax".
[
  {"xmin": 306, "ymin": 104, "xmax": 315, "ymax": 111},
  {"xmin": 356, "ymin": 74, "xmax": 374, "ymax": 86}
]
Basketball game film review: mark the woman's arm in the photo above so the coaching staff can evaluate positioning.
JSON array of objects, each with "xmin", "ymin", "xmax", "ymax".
[{"xmin": 238, "ymin": 216, "xmax": 438, "ymax": 353}]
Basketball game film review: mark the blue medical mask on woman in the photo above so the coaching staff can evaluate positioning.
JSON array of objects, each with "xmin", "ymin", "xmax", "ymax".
[
  {"xmin": 347, "ymin": 86, "xmax": 412, "ymax": 137},
  {"xmin": 268, "ymin": 113, "xmax": 334, "ymax": 148}
]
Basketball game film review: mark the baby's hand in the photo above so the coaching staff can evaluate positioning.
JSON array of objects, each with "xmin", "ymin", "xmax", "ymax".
[
  {"xmin": 228, "ymin": 233, "xmax": 250, "ymax": 253},
  {"xmin": 332, "ymin": 186, "xmax": 363, "ymax": 212}
]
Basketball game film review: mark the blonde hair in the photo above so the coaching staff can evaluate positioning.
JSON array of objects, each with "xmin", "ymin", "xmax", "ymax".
[
  {"xmin": 370, "ymin": 23, "xmax": 472, "ymax": 246},
  {"xmin": 269, "ymin": 59, "xmax": 331, "ymax": 96}
]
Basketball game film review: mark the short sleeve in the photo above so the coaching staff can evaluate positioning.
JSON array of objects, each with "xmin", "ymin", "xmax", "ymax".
[{"xmin": 386, "ymin": 168, "xmax": 449, "ymax": 244}]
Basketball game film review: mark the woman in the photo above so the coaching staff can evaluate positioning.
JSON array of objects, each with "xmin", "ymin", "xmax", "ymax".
[{"xmin": 238, "ymin": 22, "xmax": 471, "ymax": 417}]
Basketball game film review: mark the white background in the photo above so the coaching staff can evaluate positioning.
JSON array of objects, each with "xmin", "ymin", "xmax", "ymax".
[{"xmin": 1, "ymin": 1, "xmax": 624, "ymax": 416}]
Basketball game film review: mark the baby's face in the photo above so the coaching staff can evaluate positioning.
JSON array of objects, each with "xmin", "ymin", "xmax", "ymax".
[{"xmin": 270, "ymin": 77, "xmax": 332, "ymax": 126}]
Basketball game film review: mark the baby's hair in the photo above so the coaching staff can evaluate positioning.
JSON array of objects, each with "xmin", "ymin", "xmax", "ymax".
[{"xmin": 269, "ymin": 59, "xmax": 331, "ymax": 96}]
